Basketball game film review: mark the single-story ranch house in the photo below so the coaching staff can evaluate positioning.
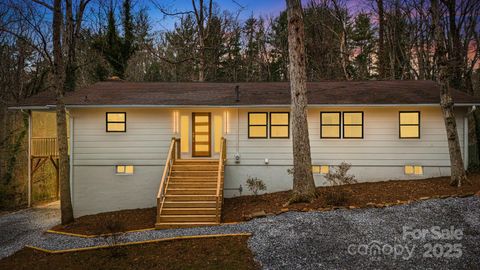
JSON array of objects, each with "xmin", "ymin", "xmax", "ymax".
[{"xmin": 10, "ymin": 80, "xmax": 480, "ymax": 228}]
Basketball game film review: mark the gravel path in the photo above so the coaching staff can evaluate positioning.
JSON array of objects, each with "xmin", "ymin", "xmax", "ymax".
[
  {"xmin": 0, "ymin": 201, "xmax": 60, "ymax": 259},
  {"xmin": 2, "ymin": 197, "xmax": 479, "ymax": 269}
]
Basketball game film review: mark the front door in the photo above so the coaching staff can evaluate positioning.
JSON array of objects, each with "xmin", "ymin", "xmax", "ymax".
[{"xmin": 192, "ymin": 113, "xmax": 211, "ymax": 157}]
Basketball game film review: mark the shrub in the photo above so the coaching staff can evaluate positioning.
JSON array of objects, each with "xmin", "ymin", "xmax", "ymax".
[
  {"xmin": 324, "ymin": 162, "xmax": 357, "ymax": 206},
  {"xmin": 96, "ymin": 218, "xmax": 126, "ymax": 257},
  {"xmin": 246, "ymin": 177, "xmax": 267, "ymax": 196}
]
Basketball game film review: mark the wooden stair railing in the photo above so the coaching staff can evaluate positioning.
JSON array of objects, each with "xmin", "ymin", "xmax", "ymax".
[
  {"xmin": 157, "ymin": 138, "xmax": 180, "ymax": 221},
  {"xmin": 215, "ymin": 137, "xmax": 226, "ymax": 223}
]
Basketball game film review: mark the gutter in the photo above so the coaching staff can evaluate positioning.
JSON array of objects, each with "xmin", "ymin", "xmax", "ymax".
[{"xmin": 8, "ymin": 103, "xmax": 480, "ymax": 110}]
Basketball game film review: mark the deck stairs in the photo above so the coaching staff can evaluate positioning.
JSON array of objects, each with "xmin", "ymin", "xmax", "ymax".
[{"xmin": 156, "ymin": 138, "xmax": 226, "ymax": 229}]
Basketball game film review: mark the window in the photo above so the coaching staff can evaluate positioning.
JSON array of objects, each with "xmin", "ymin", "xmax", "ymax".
[
  {"xmin": 399, "ymin": 112, "xmax": 420, "ymax": 139},
  {"xmin": 343, "ymin": 112, "xmax": 364, "ymax": 139},
  {"xmin": 270, "ymin": 112, "xmax": 290, "ymax": 138},
  {"xmin": 312, "ymin": 165, "xmax": 329, "ymax": 174},
  {"xmin": 248, "ymin": 112, "xmax": 268, "ymax": 138},
  {"xmin": 320, "ymin": 112, "xmax": 341, "ymax": 138},
  {"xmin": 405, "ymin": 165, "xmax": 423, "ymax": 175},
  {"xmin": 106, "ymin": 112, "xmax": 126, "ymax": 132},
  {"xmin": 116, "ymin": 165, "xmax": 134, "ymax": 175}
]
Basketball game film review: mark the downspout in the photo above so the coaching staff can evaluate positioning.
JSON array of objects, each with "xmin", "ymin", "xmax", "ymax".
[
  {"xmin": 68, "ymin": 111, "xmax": 74, "ymax": 207},
  {"xmin": 464, "ymin": 114, "xmax": 468, "ymax": 170},
  {"xmin": 26, "ymin": 110, "xmax": 32, "ymax": 207}
]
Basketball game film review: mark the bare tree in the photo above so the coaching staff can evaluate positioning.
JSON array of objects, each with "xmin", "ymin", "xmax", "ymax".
[
  {"xmin": 432, "ymin": 0, "xmax": 469, "ymax": 187},
  {"xmin": 286, "ymin": 0, "xmax": 316, "ymax": 203}
]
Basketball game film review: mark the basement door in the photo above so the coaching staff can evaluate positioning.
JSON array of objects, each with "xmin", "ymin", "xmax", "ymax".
[{"xmin": 192, "ymin": 112, "xmax": 211, "ymax": 157}]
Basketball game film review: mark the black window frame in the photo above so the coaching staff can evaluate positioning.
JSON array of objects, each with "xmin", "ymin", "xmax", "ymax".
[
  {"xmin": 269, "ymin": 112, "xmax": 290, "ymax": 139},
  {"xmin": 248, "ymin": 112, "xmax": 268, "ymax": 139},
  {"xmin": 106, "ymin": 112, "xmax": 127, "ymax": 132},
  {"xmin": 342, "ymin": 111, "xmax": 364, "ymax": 139},
  {"xmin": 320, "ymin": 112, "xmax": 341, "ymax": 139},
  {"xmin": 399, "ymin": 111, "xmax": 420, "ymax": 139}
]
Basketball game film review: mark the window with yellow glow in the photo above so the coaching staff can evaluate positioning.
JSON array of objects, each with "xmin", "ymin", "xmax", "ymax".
[
  {"xmin": 116, "ymin": 165, "xmax": 134, "ymax": 175},
  {"xmin": 312, "ymin": 165, "xmax": 329, "ymax": 174},
  {"xmin": 270, "ymin": 112, "xmax": 289, "ymax": 138},
  {"xmin": 106, "ymin": 112, "xmax": 126, "ymax": 132},
  {"xmin": 343, "ymin": 112, "xmax": 363, "ymax": 138},
  {"xmin": 405, "ymin": 165, "xmax": 423, "ymax": 175},
  {"xmin": 214, "ymin": 115, "xmax": 223, "ymax": 152},
  {"xmin": 321, "ymin": 112, "xmax": 341, "ymax": 138},
  {"xmin": 248, "ymin": 112, "xmax": 268, "ymax": 138},
  {"xmin": 180, "ymin": 115, "xmax": 189, "ymax": 153},
  {"xmin": 399, "ymin": 112, "xmax": 420, "ymax": 138}
]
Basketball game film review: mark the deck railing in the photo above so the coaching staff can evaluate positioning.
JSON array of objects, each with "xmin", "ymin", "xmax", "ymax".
[
  {"xmin": 31, "ymin": 138, "xmax": 58, "ymax": 157},
  {"xmin": 157, "ymin": 138, "xmax": 180, "ymax": 218},
  {"xmin": 215, "ymin": 137, "xmax": 226, "ymax": 223}
]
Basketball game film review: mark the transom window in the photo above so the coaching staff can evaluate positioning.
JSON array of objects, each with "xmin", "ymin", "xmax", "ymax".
[
  {"xmin": 320, "ymin": 112, "xmax": 341, "ymax": 138},
  {"xmin": 106, "ymin": 112, "xmax": 126, "ymax": 132},
  {"xmin": 399, "ymin": 112, "xmax": 420, "ymax": 139},
  {"xmin": 270, "ymin": 112, "xmax": 290, "ymax": 138},
  {"xmin": 248, "ymin": 112, "xmax": 268, "ymax": 138},
  {"xmin": 343, "ymin": 112, "xmax": 364, "ymax": 139}
]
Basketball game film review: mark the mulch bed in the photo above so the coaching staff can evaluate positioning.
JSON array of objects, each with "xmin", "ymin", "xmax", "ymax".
[
  {"xmin": 0, "ymin": 235, "xmax": 259, "ymax": 270},
  {"xmin": 222, "ymin": 173, "xmax": 480, "ymax": 222},
  {"xmin": 51, "ymin": 174, "xmax": 480, "ymax": 235},
  {"xmin": 51, "ymin": 207, "xmax": 157, "ymax": 235}
]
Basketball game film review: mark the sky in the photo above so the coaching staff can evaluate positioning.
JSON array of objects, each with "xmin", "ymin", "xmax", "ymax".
[{"xmin": 147, "ymin": 0, "xmax": 288, "ymax": 31}]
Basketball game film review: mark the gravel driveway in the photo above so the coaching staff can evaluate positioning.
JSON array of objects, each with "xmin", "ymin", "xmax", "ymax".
[
  {"xmin": 1, "ymin": 197, "xmax": 479, "ymax": 269},
  {"xmin": 0, "ymin": 201, "xmax": 59, "ymax": 259}
]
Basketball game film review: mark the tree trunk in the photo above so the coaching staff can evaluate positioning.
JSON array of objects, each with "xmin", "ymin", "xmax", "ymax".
[
  {"xmin": 432, "ymin": 0, "xmax": 469, "ymax": 187},
  {"xmin": 53, "ymin": 0, "xmax": 74, "ymax": 224},
  {"xmin": 377, "ymin": 0, "xmax": 386, "ymax": 79},
  {"xmin": 286, "ymin": 0, "xmax": 316, "ymax": 203}
]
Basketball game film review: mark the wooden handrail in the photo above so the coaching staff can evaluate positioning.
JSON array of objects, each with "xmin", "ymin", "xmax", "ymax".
[
  {"xmin": 31, "ymin": 138, "xmax": 58, "ymax": 157},
  {"xmin": 215, "ymin": 137, "xmax": 226, "ymax": 223},
  {"xmin": 157, "ymin": 138, "xmax": 177, "ymax": 201}
]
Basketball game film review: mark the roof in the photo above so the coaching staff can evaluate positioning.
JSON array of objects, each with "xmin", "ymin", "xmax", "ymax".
[{"xmin": 11, "ymin": 80, "xmax": 480, "ymax": 108}]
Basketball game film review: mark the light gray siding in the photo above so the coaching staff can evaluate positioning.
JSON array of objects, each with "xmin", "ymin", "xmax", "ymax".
[{"xmin": 69, "ymin": 106, "xmax": 468, "ymax": 216}]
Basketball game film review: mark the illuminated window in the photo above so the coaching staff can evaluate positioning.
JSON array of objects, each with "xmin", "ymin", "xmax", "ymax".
[
  {"xmin": 399, "ymin": 112, "xmax": 420, "ymax": 139},
  {"xmin": 214, "ymin": 115, "xmax": 223, "ymax": 152},
  {"xmin": 321, "ymin": 112, "xmax": 341, "ymax": 138},
  {"xmin": 343, "ymin": 112, "xmax": 363, "ymax": 139},
  {"xmin": 106, "ymin": 112, "xmax": 126, "ymax": 132},
  {"xmin": 405, "ymin": 165, "xmax": 423, "ymax": 175},
  {"xmin": 248, "ymin": 112, "xmax": 268, "ymax": 138},
  {"xmin": 180, "ymin": 115, "xmax": 189, "ymax": 153},
  {"xmin": 312, "ymin": 165, "xmax": 329, "ymax": 174},
  {"xmin": 270, "ymin": 112, "xmax": 289, "ymax": 138},
  {"xmin": 116, "ymin": 165, "xmax": 134, "ymax": 175}
]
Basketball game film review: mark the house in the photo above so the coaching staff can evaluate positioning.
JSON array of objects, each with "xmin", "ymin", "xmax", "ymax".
[{"xmin": 10, "ymin": 80, "xmax": 480, "ymax": 228}]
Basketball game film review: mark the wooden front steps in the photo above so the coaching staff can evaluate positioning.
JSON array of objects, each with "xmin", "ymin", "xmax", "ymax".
[{"xmin": 156, "ymin": 138, "xmax": 226, "ymax": 229}]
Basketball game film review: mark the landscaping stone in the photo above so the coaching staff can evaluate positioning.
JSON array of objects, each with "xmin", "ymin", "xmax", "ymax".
[{"xmin": 250, "ymin": 210, "xmax": 266, "ymax": 218}]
